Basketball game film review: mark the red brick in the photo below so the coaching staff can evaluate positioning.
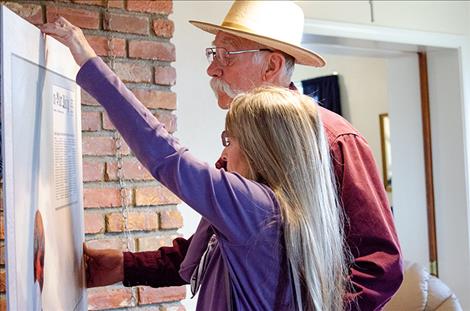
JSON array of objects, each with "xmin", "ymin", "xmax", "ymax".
[
  {"xmin": 107, "ymin": 0, "xmax": 125, "ymax": 9},
  {"xmin": 72, "ymin": 0, "xmax": 123, "ymax": 7},
  {"xmin": 159, "ymin": 304, "xmax": 186, "ymax": 311},
  {"xmin": 72, "ymin": 0, "xmax": 105, "ymax": 6},
  {"xmin": 85, "ymin": 238, "xmax": 135, "ymax": 250},
  {"xmin": 0, "ymin": 297, "xmax": 5, "ymax": 311},
  {"xmin": 85, "ymin": 35, "xmax": 126, "ymax": 58},
  {"xmin": 138, "ymin": 286, "xmax": 186, "ymax": 305},
  {"xmin": 102, "ymin": 113, "xmax": 115, "ymax": 131},
  {"xmin": 47, "ymin": 7, "xmax": 100, "ymax": 30},
  {"xmin": 136, "ymin": 235, "xmax": 175, "ymax": 251},
  {"xmin": 106, "ymin": 212, "xmax": 159, "ymax": 232},
  {"xmin": 77, "ymin": 0, "xmax": 124, "ymax": 9},
  {"xmin": 83, "ymin": 187, "xmax": 122, "ymax": 208},
  {"xmin": 88, "ymin": 286, "xmax": 133, "ymax": 310},
  {"xmin": 155, "ymin": 66, "xmax": 176, "ymax": 86},
  {"xmin": 129, "ymin": 40, "xmax": 175, "ymax": 62},
  {"xmin": 127, "ymin": 0, "xmax": 172, "ymax": 14},
  {"xmin": 113, "ymin": 62, "xmax": 153, "ymax": 83},
  {"xmin": 104, "ymin": 12, "xmax": 149, "ymax": 35},
  {"xmin": 82, "ymin": 111, "xmax": 101, "ymax": 131},
  {"xmin": 84, "ymin": 212, "xmax": 105, "ymax": 234},
  {"xmin": 0, "ymin": 215, "xmax": 4, "ymax": 240},
  {"xmin": 152, "ymin": 18, "xmax": 174, "ymax": 38},
  {"xmin": 4, "ymin": 3, "xmax": 43, "ymax": 25},
  {"xmin": 81, "ymin": 89, "xmax": 99, "ymax": 106},
  {"xmin": 83, "ymin": 136, "xmax": 114, "ymax": 156},
  {"xmin": 154, "ymin": 110, "xmax": 177, "ymax": 133},
  {"xmin": 82, "ymin": 160, "xmax": 104, "ymax": 182},
  {"xmin": 131, "ymin": 88, "xmax": 176, "ymax": 110},
  {"xmin": 0, "ymin": 271, "xmax": 5, "ymax": 293},
  {"xmin": 135, "ymin": 186, "xmax": 180, "ymax": 206},
  {"xmin": 0, "ymin": 215, "xmax": 3, "ymax": 240},
  {"xmin": 105, "ymin": 158, "xmax": 154, "ymax": 181},
  {"xmin": 160, "ymin": 210, "xmax": 183, "ymax": 230},
  {"xmin": 0, "ymin": 243, "xmax": 4, "ymax": 265},
  {"xmin": 82, "ymin": 136, "xmax": 130, "ymax": 156}
]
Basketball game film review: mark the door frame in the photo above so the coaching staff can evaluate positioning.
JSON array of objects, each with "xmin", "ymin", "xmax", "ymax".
[{"xmin": 302, "ymin": 18, "xmax": 470, "ymax": 308}]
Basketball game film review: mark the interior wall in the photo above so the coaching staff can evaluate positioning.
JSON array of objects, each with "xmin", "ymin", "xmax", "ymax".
[
  {"xmin": 296, "ymin": 1, "xmax": 470, "ymax": 35},
  {"xmin": 386, "ymin": 55, "xmax": 429, "ymax": 268},
  {"xmin": 427, "ymin": 49, "xmax": 470, "ymax": 306}
]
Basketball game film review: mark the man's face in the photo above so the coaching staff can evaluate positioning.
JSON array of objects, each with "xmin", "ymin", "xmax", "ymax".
[{"xmin": 207, "ymin": 32, "xmax": 267, "ymax": 110}]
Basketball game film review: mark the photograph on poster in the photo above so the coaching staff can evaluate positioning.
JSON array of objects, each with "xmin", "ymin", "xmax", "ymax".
[
  {"xmin": 33, "ymin": 210, "xmax": 45, "ymax": 310},
  {"xmin": 1, "ymin": 6, "xmax": 86, "ymax": 310}
]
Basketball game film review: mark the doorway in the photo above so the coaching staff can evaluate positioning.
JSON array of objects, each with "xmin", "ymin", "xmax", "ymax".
[{"xmin": 300, "ymin": 20, "xmax": 470, "ymax": 309}]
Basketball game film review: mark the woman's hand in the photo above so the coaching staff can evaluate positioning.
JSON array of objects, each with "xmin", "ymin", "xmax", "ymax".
[{"xmin": 40, "ymin": 17, "xmax": 97, "ymax": 67}]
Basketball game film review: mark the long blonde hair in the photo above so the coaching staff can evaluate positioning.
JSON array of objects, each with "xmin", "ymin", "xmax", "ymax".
[{"xmin": 226, "ymin": 87, "xmax": 349, "ymax": 311}]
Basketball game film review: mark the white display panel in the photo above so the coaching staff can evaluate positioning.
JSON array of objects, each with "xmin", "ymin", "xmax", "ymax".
[{"xmin": 1, "ymin": 6, "xmax": 86, "ymax": 310}]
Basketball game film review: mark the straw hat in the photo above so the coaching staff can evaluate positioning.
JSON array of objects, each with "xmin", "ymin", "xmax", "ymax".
[{"xmin": 189, "ymin": 1, "xmax": 325, "ymax": 67}]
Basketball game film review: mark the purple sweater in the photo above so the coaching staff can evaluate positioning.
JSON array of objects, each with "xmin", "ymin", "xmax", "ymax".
[{"xmin": 77, "ymin": 58, "xmax": 295, "ymax": 310}]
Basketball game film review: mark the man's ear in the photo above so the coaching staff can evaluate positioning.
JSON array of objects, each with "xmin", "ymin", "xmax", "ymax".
[{"xmin": 262, "ymin": 52, "xmax": 285, "ymax": 83}]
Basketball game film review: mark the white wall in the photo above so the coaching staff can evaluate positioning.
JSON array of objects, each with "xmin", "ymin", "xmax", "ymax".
[
  {"xmin": 427, "ymin": 49, "xmax": 470, "ymax": 305},
  {"xmin": 387, "ymin": 55, "xmax": 429, "ymax": 268},
  {"xmin": 373, "ymin": 1, "xmax": 470, "ymax": 35},
  {"xmin": 296, "ymin": 1, "xmax": 470, "ymax": 35}
]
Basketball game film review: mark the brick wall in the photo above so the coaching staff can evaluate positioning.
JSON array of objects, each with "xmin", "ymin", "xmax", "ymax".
[{"xmin": 0, "ymin": 0, "xmax": 185, "ymax": 310}]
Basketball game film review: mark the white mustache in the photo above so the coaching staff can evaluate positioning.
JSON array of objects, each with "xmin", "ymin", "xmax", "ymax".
[{"xmin": 210, "ymin": 78, "xmax": 241, "ymax": 99}]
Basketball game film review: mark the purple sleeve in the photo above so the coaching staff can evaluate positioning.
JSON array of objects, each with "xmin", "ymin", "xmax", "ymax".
[
  {"xmin": 76, "ymin": 57, "xmax": 276, "ymax": 243},
  {"xmin": 331, "ymin": 134, "xmax": 404, "ymax": 310}
]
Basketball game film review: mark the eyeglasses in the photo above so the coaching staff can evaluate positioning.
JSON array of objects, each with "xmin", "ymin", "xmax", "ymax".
[
  {"xmin": 205, "ymin": 47, "xmax": 271, "ymax": 66},
  {"xmin": 221, "ymin": 130, "xmax": 230, "ymax": 147}
]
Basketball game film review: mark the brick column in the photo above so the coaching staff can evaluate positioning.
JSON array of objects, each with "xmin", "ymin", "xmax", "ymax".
[{"xmin": 0, "ymin": 1, "xmax": 185, "ymax": 310}]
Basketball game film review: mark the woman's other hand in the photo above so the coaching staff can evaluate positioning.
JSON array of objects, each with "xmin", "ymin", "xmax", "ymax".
[{"xmin": 40, "ymin": 17, "xmax": 97, "ymax": 67}]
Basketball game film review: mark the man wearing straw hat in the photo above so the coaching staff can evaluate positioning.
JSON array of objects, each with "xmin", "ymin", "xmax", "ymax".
[{"xmin": 83, "ymin": 1, "xmax": 403, "ymax": 309}]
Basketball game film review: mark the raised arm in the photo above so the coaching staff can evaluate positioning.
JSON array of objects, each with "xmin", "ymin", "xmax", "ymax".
[{"xmin": 42, "ymin": 17, "xmax": 276, "ymax": 242}]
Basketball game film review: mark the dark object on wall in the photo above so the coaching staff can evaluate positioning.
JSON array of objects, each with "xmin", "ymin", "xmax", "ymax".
[{"xmin": 301, "ymin": 75, "xmax": 342, "ymax": 115}]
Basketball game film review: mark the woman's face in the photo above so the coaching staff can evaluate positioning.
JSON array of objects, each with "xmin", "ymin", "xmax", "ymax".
[{"xmin": 221, "ymin": 130, "xmax": 250, "ymax": 177}]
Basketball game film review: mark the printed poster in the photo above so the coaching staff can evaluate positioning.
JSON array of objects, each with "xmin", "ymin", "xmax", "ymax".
[{"xmin": 1, "ymin": 6, "xmax": 86, "ymax": 310}]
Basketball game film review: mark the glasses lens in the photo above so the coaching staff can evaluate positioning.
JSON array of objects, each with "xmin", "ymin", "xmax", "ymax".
[
  {"xmin": 215, "ymin": 47, "xmax": 229, "ymax": 66},
  {"xmin": 221, "ymin": 130, "xmax": 230, "ymax": 147},
  {"xmin": 205, "ymin": 48, "xmax": 215, "ymax": 63}
]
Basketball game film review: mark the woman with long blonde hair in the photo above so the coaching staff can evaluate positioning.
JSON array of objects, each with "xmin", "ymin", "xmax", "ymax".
[
  {"xmin": 42, "ymin": 18, "xmax": 350, "ymax": 310},
  {"xmin": 226, "ymin": 87, "xmax": 349, "ymax": 310}
]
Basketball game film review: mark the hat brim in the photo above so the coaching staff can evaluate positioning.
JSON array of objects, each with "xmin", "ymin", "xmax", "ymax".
[{"xmin": 189, "ymin": 20, "xmax": 326, "ymax": 67}]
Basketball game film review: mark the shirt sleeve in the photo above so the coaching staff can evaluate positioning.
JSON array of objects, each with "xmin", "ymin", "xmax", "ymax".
[
  {"xmin": 331, "ymin": 133, "xmax": 404, "ymax": 310},
  {"xmin": 76, "ymin": 57, "xmax": 277, "ymax": 243},
  {"xmin": 123, "ymin": 236, "xmax": 191, "ymax": 287}
]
